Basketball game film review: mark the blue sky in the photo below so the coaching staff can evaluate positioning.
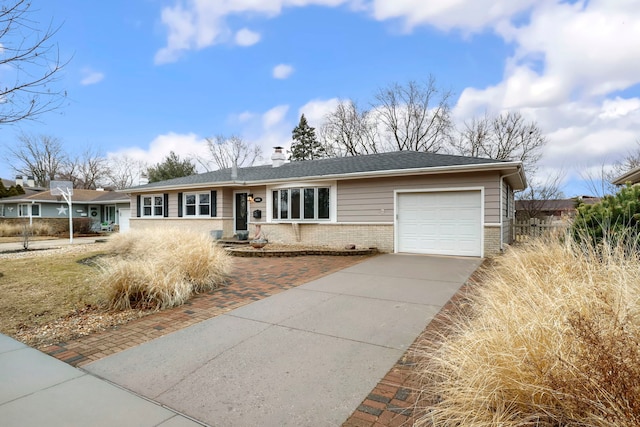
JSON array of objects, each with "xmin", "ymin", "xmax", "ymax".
[{"xmin": 1, "ymin": 0, "xmax": 639, "ymax": 196}]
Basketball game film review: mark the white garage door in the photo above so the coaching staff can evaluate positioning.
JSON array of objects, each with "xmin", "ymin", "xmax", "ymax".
[{"xmin": 397, "ymin": 191, "xmax": 482, "ymax": 257}]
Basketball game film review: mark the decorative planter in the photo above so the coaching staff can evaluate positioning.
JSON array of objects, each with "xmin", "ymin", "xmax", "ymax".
[{"xmin": 250, "ymin": 239, "xmax": 268, "ymax": 249}]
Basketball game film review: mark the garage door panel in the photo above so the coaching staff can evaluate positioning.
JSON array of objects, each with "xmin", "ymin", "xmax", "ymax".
[{"xmin": 397, "ymin": 191, "xmax": 481, "ymax": 257}]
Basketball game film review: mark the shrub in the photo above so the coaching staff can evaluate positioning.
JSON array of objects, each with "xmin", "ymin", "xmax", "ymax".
[
  {"xmin": 98, "ymin": 228, "xmax": 231, "ymax": 310},
  {"xmin": 572, "ymin": 184, "xmax": 640, "ymax": 247},
  {"xmin": 415, "ymin": 236, "xmax": 640, "ymax": 427}
]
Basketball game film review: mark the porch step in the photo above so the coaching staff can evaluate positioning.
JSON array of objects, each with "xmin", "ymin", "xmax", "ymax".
[{"xmin": 215, "ymin": 238, "xmax": 251, "ymax": 247}]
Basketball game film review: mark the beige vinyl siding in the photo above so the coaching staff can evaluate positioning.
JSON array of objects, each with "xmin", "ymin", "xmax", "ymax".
[
  {"xmin": 167, "ymin": 192, "xmax": 179, "ymax": 217},
  {"xmin": 221, "ymin": 189, "xmax": 233, "ymax": 218},
  {"xmin": 502, "ymin": 180, "xmax": 514, "ymax": 245},
  {"xmin": 337, "ymin": 171, "xmax": 502, "ymax": 223}
]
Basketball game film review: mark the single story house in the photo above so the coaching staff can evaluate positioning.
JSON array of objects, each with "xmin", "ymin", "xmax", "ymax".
[
  {"xmin": 126, "ymin": 150, "xmax": 526, "ymax": 257},
  {"xmin": 125, "ymin": 150, "xmax": 526, "ymax": 257},
  {"xmin": 0, "ymin": 188, "xmax": 131, "ymax": 231},
  {"xmin": 515, "ymin": 196, "xmax": 601, "ymax": 220}
]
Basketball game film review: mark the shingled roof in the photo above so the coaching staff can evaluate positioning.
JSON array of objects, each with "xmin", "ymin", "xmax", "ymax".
[
  {"xmin": 1, "ymin": 189, "xmax": 129, "ymax": 203},
  {"xmin": 129, "ymin": 151, "xmax": 524, "ymax": 191}
]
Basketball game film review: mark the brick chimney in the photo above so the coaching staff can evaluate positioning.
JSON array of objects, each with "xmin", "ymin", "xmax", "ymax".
[
  {"xmin": 15, "ymin": 176, "xmax": 23, "ymax": 187},
  {"xmin": 271, "ymin": 146, "xmax": 286, "ymax": 167},
  {"xmin": 27, "ymin": 176, "xmax": 35, "ymax": 187}
]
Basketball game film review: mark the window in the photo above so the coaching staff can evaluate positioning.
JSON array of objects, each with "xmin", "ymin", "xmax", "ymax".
[
  {"xmin": 272, "ymin": 187, "xmax": 330, "ymax": 221},
  {"xmin": 18, "ymin": 203, "xmax": 41, "ymax": 217},
  {"xmin": 142, "ymin": 195, "xmax": 164, "ymax": 217},
  {"xmin": 184, "ymin": 192, "xmax": 210, "ymax": 216}
]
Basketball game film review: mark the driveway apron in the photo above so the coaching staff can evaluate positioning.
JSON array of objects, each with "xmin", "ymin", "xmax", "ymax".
[{"xmin": 85, "ymin": 254, "xmax": 481, "ymax": 426}]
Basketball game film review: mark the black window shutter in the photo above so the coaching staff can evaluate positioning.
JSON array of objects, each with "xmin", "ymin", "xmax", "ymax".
[
  {"xmin": 177, "ymin": 193, "xmax": 183, "ymax": 217},
  {"xmin": 136, "ymin": 195, "xmax": 141, "ymax": 217},
  {"xmin": 211, "ymin": 190, "xmax": 217, "ymax": 217},
  {"xmin": 163, "ymin": 193, "xmax": 169, "ymax": 217}
]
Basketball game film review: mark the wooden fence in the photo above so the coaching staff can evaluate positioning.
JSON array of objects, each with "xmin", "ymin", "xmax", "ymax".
[{"xmin": 513, "ymin": 218, "xmax": 570, "ymax": 242}]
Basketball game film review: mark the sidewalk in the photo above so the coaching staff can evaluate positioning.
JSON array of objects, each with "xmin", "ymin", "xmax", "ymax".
[{"xmin": 0, "ymin": 334, "xmax": 202, "ymax": 426}]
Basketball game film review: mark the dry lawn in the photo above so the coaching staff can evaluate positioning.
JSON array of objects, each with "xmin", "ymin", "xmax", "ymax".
[
  {"xmin": 414, "ymin": 237, "xmax": 640, "ymax": 427},
  {"xmin": 0, "ymin": 247, "xmax": 108, "ymax": 337},
  {"xmin": 0, "ymin": 228, "xmax": 231, "ymax": 347}
]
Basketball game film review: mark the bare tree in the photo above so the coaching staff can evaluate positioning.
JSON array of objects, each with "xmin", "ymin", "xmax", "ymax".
[
  {"xmin": 373, "ymin": 76, "xmax": 453, "ymax": 153},
  {"xmin": 453, "ymin": 111, "xmax": 546, "ymax": 175},
  {"xmin": 60, "ymin": 147, "xmax": 109, "ymax": 189},
  {"xmin": 515, "ymin": 172, "xmax": 566, "ymax": 220},
  {"xmin": 200, "ymin": 135, "xmax": 262, "ymax": 170},
  {"xmin": 320, "ymin": 100, "xmax": 379, "ymax": 156},
  {"xmin": 577, "ymin": 140, "xmax": 640, "ymax": 197},
  {"xmin": 105, "ymin": 154, "xmax": 147, "ymax": 190},
  {"xmin": 0, "ymin": 0, "xmax": 67, "ymax": 125},
  {"xmin": 7, "ymin": 133, "xmax": 67, "ymax": 186}
]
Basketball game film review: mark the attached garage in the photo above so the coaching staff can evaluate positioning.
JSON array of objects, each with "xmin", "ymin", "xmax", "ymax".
[{"xmin": 395, "ymin": 190, "xmax": 483, "ymax": 257}]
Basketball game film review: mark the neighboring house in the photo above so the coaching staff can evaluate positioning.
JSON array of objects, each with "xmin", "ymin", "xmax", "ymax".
[
  {"xmin": 1, "ymin": 176, "xmax": 45, "ymax": 197},
  {"xmin": 515, "ymin": 196, "xmax": 601, "ymax": 221},
  {"xmin": 125, "ymin": 149, "xmax": 526, "ymax": 257},
  {"xmin": 0, "ymin": 188, "xmax": 131, "ymax": 231},
  {"xmin": 612, "ymin": 166, "xmax": 640, "ymax": 186}
]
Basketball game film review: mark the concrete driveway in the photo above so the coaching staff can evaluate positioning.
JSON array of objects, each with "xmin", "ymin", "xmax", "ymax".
[{"xmin": 85, "ymin": 254, "xmax": 481, "ymax": 426}]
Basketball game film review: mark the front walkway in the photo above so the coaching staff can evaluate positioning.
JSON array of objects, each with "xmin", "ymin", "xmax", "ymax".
[{"xmin": 40, "ymin": 255, "xmax": 370, "ymax": 366}]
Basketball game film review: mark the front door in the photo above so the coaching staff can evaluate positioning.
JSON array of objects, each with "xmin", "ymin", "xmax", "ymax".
[{"xmin": 235, "ymin": 192, "xmax": 248, "ymax": 232}]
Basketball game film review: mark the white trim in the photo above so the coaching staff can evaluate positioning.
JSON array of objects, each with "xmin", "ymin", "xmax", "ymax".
[
  {"xmin": 484, "ymin": 223, "xmax": 501, "ymax": 227},
  {"xmin": 182, "ymin": 191, "xmax": 212, "ymax": 217},
  {"xmin": 327, "ymin": 222, "xmax": 393, "ymax": 226},
  {"xmin": 233, "ymin": 190, "xmax": 250, "ymax": 233},
  {"xmin": 140, "ymin": 194, "xmax": 165, "ymax": 217},
  {"xmin": 125, "ymin": 162, "xmax": 525, "ymax": 193},
  {"xmin": 394, "ymin": 187, "xmax": 484, "ymax": 257},
  {"xmin": 266, "ymin": 182, "xmax": 337, "ymax": 223}
]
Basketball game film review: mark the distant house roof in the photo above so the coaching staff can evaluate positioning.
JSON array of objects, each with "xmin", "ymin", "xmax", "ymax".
[
  {"xmin": 127, "ymin": 151, "xmax": 527, "ymax": 192},
  {"xmin": 612, "ymin": 166, "xmax": 640, "ymax": 185},
  {"xmin": 0, "ymin": 178, "xmax": 45, "ymax": 197},
  {"xmin": 515, "ymin": 197, "xmax": 600, "ymax": 213},
  {"xmin": 0, "ymin": 189, "xmax": 129, "ymax": 204}
]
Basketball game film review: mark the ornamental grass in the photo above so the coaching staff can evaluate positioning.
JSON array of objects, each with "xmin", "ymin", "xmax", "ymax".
[
  {"xmin": 98, "ymin": 228, "xmax": 230, "ymax": 310},
  {"xmin": 415, "ymin": 234, "xmax": 640, "ymax": 427}
]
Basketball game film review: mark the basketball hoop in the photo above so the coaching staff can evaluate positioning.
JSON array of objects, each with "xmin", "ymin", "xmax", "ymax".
[{"xmin": 50, "ymin": 181, "xmax": 74, "ymax": 244}]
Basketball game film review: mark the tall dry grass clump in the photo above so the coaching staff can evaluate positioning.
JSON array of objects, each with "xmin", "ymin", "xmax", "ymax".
[
  {"xmin": 416, "ymin": 235, "xmax": 640, "ymax": 427},
  {"xmin": 98, "ymin": 228, "xmax": 230, "ymax": 310},
  {"xmin": 0, "ymin": 222, "xmax": 52, "ymax": 237}
]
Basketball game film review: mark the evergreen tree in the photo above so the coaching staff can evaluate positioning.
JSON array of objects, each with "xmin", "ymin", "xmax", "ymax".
[
  {"xmin": 0, "ymin": 181, "xmax": 7, "ymax": 198},
  {"xmin": 7, "ymin": 186, "xmax": 19, "ymax": 196},
  {"xmin": 290, "ymin": 114, "xmax": 325, "ymax": 161},
  {"xmin": 15, "ymin": 185, "xmax": 25, "ymax": 195},
  {"xmin": 147, "ymin": 151, "xmax": 197, "ymax": 183}
]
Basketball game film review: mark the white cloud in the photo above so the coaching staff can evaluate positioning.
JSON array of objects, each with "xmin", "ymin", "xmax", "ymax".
[
  {"xmin": 272, "ymin": 64, "xmax": 294, "ymax": 79},
  {"xmin": 235, "ymin": 28, "xmax": 261, "ymax": 46},
  {"xmin": 369, "ymin": 0, "xmax": 537, "ymax": 32},
  {"xmin": 80, "ymin": 68, "xmax": 105, "ymax": 86},
  {"xmin": 155, "ymin": 0, "xmax": 353, "ymax": 63},
  {"xmin": 262, "ymin": 105, "xmax": 290, "ymax": 128},
  {"xmin": 298, "ymin": 98, "xmax": 340, "ymax": 126},
  {"xmin": 108, "ymin": 132, "xmax": 210, "ymax": 171}
]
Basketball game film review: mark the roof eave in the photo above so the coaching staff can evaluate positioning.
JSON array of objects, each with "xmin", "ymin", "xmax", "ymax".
[
  {"xmin": 612, "ymin": 166, "xmax": 640, "ymax": 185},
  {"xmin": 124, "ymin": 161, "xmax": 526, "ymax": 193}
]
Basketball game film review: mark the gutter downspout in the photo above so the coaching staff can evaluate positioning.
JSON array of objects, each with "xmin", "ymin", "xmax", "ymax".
[{"xmin": 500, "ymin": 168, "xmax": 524, "ymax": 251}]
